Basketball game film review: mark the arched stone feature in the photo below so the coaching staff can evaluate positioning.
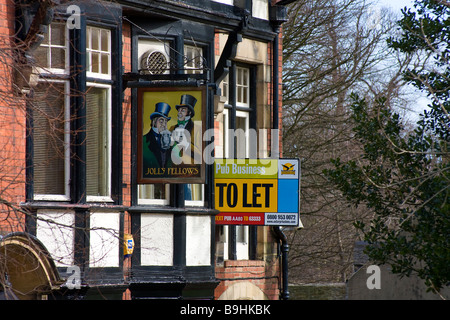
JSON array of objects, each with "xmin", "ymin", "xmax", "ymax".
[
  {"xmin": 218, "ymin": 281, "xmax": 268, "ymax": 300},
  {"xmin": 0, "ymin": 232, "xmax": 63, "ymax": 300}
]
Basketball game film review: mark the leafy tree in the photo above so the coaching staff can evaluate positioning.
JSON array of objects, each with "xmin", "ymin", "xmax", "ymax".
[
  {"xmin": 282, "ymin": 0, "xmax": 412, "ymax": 283},
  {"xmin": 325, "ymin": 0, "xmax": 450, "ymax": 293}
]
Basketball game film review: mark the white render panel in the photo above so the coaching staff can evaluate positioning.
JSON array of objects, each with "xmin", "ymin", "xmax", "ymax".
[
  {"xmin": 186, "ymin": 215, "xmax": 211, "ymax": 266},
  {"xmin": 141, "ymin": 214, "xmax": 174, "ymax": 266},
  {"xmin": 253, "ymin": 0, "xmax": 269, "ymax": 20},
  {"xmin": 89, "ymin": 211, "xmax": 120, "ymax": 268},
  {"xmin": 36, "ymin": 210, "xmax": 75, "ymax": 267}
]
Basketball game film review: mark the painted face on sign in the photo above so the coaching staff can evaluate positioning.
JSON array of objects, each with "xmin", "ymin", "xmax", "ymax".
[
  {"xmin": 153, "ymin": 117, "xmax": 168, "ymax": 133},
  {"xmin": 177, "ymin": 107, "xmax": 189, "ymax": 121}
]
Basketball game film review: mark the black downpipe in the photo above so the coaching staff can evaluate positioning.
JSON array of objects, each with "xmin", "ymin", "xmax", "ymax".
[
  {"xmin": 272, "ymin": 25, "xmax": 290, "ymax": 300},
  {"xmin": 273, "ymin": 226, "xmax": 290, "ymax": 300}
]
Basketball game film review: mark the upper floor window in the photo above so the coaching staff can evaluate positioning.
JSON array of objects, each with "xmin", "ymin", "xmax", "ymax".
[
  {"xmin": 86, "ymin": 83, "xmax": 112, "ymax": 201},
  {"xmin": 184, "ymin": 45, "xmax": 203, "ymax": 75},
  {"xmin": 85, "ymin": 26, "xmax": 113, "ymax": 201},
  {"xmin": 87, "ymin": 26, "xmax": 111, "ymax": 79},
  {"xmin": 236, "ymin": 66, "xmax": 250, "ymax": 107},
  {"xmin": 185, "ymin": 44, "xmax": 205, "ymax": 206},
  {"xmin": 33, "ymin": 81, "xmax": 71, "ymax": 200},
  {"xmin": 34, "ymin": 23, "xmax": 68, "ymax": 73},
  {"xmin": 33, "ymin": 22, "xmax": 70, "ymax": 201},
  {"xmin": 220, "ymin": 66, "xmax": 250, "ymax": 107},
  {"xmin": 217, "ymin": 64, "xmax": 254, "ymax": 260},
  {"xmin": 32, "ymin": 23, "xmax": 114, "ymax": 202}
]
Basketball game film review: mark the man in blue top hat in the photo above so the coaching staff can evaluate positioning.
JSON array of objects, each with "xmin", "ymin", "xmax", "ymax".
[{"xmin": 143, "ymin": 102, "xmax": 173, "ymax": 173}]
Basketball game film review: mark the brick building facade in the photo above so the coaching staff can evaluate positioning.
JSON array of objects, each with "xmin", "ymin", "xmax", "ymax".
[{"xmin": 0, "ymin": 0, "xmax": 293, "ymax": 300}]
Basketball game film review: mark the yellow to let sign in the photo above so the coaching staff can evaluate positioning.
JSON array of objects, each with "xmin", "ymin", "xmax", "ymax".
[{"xmin": 214, "ymin": 179, "xmax": 278, "ymax": 212}]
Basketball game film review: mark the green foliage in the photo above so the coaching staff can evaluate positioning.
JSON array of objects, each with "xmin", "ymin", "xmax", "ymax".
[
  {"xmin": 326, "ymin": 0, "xmax": 450, "ymax": 293},
  {"xmin": 325, "ymin": 93, "xmax": 449, "ymax": 292}
]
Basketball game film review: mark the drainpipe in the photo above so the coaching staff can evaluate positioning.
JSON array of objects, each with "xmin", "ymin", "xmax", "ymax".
[
  {"xmin": 271, "ymin": 23, "xmax": 290, "ymax": 300},
  {"xmin": 273, "ymin": 226, "xmax": 290, "ymax": 300}
]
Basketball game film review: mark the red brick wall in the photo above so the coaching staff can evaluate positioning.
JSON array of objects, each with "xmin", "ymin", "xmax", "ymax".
[
  {"xmin": 122, "ymin": 21, "xmax": 132, "ymax": 210},
  {"xmin": 122, "ymin": 21, "xmax": 132, "ymax": 299},
  {"xmin": 0, "ymin": 0, "xmax": 27, "ymax": 235}
]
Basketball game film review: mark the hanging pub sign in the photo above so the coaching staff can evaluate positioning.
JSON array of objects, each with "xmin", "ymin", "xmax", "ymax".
[
  {"xmin": 137, "ymin": 87, "xmax": 206, "ymax": 184},
  {"xmin": 214, "ymin": 158, "xmax": 301, "ymax": 226}
]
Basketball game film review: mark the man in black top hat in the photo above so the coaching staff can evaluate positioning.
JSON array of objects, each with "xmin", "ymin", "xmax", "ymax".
[
  {"xmin": 170, "ymin": 94, "xmax": 201, "ymax": 162},
  {"xmin": 172, "ymin": 94, "xmax": 197, "ymax": 134}
]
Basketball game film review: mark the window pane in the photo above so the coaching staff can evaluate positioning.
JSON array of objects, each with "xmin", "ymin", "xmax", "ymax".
[
  {"xmin": 221, "ymin": 74, "xmax": 229, "ymax": 103},
  {"xmin": 34, "ymin": 46, "xmax": 48, "ymax": 68},
  {"xmin": 33, "ymin": 83, "xmax": 67, "ymax": 195},
  {"xmin": 223, "ymin": 111, "xmax": 228, "ymax": 157},
  {"xmin": 184, "ymin": 45, "xmax": 203, "ymax": 75},
  {"xmin": 185, "ymin": 184, "xmax": 203, "ymax": 201},
  {"xmin": 236, "ymin": 67, "xmax": 249, "ymax": 105},
  {"xmin": 236, "ymin": 116, "xmax": 247, "ymax": 158},
  {"xmin": 236, "ymin": 226, "xmax": 247, "ymax": 243},
  {"xmin": 35, "ymin": 23, "xmax": 67, "ymax": 70},
  {"xmin": 242, "ymin": 87, "xmax": 248, "ymax": 104},
  {"xmin": 86, "ymin": 87, "xmax": 110, "ymax": 197},
  {"xmin": 51, "ymin": 24, "xmax": 65, "ymax": 46},
  {"xmin": 91, "ymin": 53, "xmax": 99, "ymax": 73},
  {"xmin": 91, "ymin": 28, "xmax": 99, "ymax": 50},
  {"xmin": 237, "ymin": 86, "xmax": 243, "ymax": 103},
  {"xmin": 242, "ymin": 68, "xmax": 248, "ymax": 85},
  {"xmin": 101, "ymin": 29, "xmax": 109, "ymax": 51},
  {"xmin": 101, "ymin": 54, "xmax": 109, "ymax": 75},
  {"xmin": 237, "ymin": 67, "xmax": 242, "ymax": 83},
  {"xmin": 87, "ymin": 26, "xmax": 111, "ymax": 77},
  {"xmin": 139, "ymin": 184, "xmax": 168, "ymax": 201},
  {"xmin": 41, "ymin": 27, "xmax": 49, "ymax": 45},
  {"xmin": 51, "ymin": 48, "xmax": 65, "ymax": 69}
]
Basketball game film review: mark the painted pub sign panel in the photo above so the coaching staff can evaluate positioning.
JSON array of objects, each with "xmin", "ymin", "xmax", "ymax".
[{"xmin": 137, "ymin": 87, "xmax": 206, "ymax": 184}]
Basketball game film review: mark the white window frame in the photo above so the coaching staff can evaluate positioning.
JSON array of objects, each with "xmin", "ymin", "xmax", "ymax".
[
  {"xmin": 236, "ymin": 66, "xmax": 250, "ymax": 107},
  {"xmin": 34, "ymin": 22, "xmax": 70, "ymax": 75},
  {"xmin": 33, "ymin": 22, "xmax": 71, "ymax": 200},
  {"xmin": 220, "ymin": 74, "xmax": 229, "ymax": 104},
  {"xmin": 33, "ymin": 80, "xmax": 71, "ymax": 201},
  {"xmin": 138, "ymin": 184, "xmax": 171, "ymax": 206},
  {"xmin": 184, "ymin": 45, "xmax": 203, "ymax": 75},
  {"xmin": 85, "ymin": 82, "xmax": 113, "ymax": 203},
  {"xmin": 183, "ymin": 44, "xmax": 205, "ymax": 206},
  {"xmin": 218, "ymin": 225, "xmax": 249, "ymax": 261},
  {"xmin": 86, "ymin": 26, "xmax": 112, "ymax": 80},
  {"xmin": 235, "ymin": 109, "xmax": 250, "ymax": 259},
  {"xmin": 211, "ymin": 0, "xmax": 233, "ymax": 5},
  {"xmin": 236, "ymin": 225, "xmax": 249, "ymax": 260},
  {"xmin": 222, "ymin": 109, "xmax": 250, "ymax": 159},
  {"xmin": 252, "ymin": 0, "xmax": 269, "ymax": 20},
  {"xmin": 221, "ymin": 109, "xmax": 250, "ymax": 260},
  {"xmin": 185, "ymin": 184, "xmax": 205, "ymax": 207},
  {"xmin": 235, "ymin": 110, "xmax": 250, "ymax": 158}
]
